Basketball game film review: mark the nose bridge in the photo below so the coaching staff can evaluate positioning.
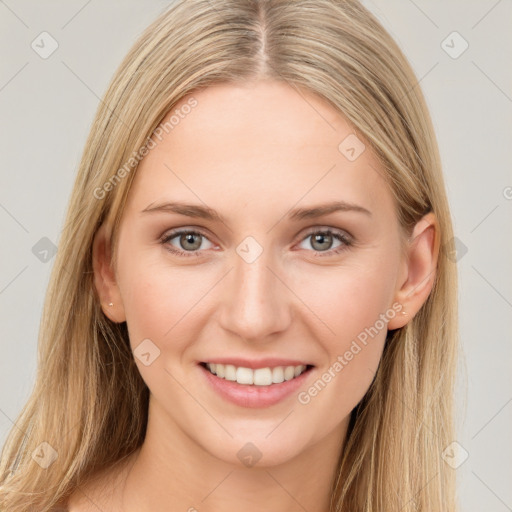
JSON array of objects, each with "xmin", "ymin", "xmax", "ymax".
[{"xmin": 218, "ymin": 237, "xmax": 290, "ymax": 340}]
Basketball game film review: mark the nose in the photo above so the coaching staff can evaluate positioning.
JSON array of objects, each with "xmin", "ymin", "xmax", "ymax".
[{"xmin": 217, "ymin": 243, "xmax": 291, "ymax": 343}]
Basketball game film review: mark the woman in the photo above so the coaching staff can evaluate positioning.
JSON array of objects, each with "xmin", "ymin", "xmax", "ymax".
[{"xmin": 0, "ymin": 0, "xmax": 459, "ymax": 510}]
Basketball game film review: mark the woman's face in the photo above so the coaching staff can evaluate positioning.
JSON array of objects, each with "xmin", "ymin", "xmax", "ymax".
[{"xmin": 102, "ymin": 80, "xmax": 412, "ymax": 467}]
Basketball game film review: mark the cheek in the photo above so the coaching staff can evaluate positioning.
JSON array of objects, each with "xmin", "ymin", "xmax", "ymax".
[
  {"xmin": 115, "ymin": 241, "xmax": 206, "ymax": 351},
  {"xmin": 293, "ymin": 256, "xmax": 397, "ymax": 344},
  {"xmin": 291, "ymin": 259, "xmax": 397, "ymax": 411},
  {"xmin": 117, "ymin": 257, "xmax": 211, "ymax": 401}
]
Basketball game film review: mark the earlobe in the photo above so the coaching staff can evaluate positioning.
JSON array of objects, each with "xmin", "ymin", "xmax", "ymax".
[
  {"xmin": 92, "ymin": 223, "xmax": 126, "ymax": 323},
  {"xmin": 387, "ymin": 212, "xmax": 439, "ymax": 330}
]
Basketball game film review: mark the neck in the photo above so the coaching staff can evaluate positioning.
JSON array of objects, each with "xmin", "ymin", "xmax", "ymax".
[{"xmin": 121, "ymin": 397, "xmax": 348, "ymax": 512}]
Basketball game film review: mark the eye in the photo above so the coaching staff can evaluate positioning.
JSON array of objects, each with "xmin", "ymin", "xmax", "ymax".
[
  {"xmin": 160, "ymin": 227, "xmax": 353, "ymax": 258},
  {"xmin": 161, "ymin": 229, "xmax": 215, "ymax": 257},
  {"xmin": 297, "ymin": 228, "xmax": 353, "ymax": 257}
]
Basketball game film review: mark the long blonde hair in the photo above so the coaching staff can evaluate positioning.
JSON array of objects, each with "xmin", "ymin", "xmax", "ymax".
[{"xmin": 0, "ymin": 1, "xmax": 459, "ymax": 510}]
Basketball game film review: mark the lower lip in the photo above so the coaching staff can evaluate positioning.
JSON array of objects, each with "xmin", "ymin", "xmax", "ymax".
[{"xmin": 199, "ymin": 364, "xmax": 314, "ymax": 408}]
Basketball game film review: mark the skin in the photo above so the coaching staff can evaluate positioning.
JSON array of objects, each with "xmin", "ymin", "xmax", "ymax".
[{"xmin": 69, "ymin": 80, "xmax": 439, "ymax": 511}]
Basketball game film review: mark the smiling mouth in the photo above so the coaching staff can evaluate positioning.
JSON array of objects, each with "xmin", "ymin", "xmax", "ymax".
[{"xmin": 199, "ymin": 362, "xmax": 314, "ymax": 386}]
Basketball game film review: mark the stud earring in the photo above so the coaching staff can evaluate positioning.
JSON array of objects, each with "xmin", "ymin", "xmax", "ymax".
[
  {"xmin": 401, "ymin": 310, "xmax": 407, "ymax": 316},
  {"xmin": 108, "ymin": 302, "xmax": 114, "ymax": 307}
]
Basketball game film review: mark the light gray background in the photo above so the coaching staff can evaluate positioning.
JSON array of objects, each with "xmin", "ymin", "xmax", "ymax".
[{"xmin": 1, "ymin": 1, "xmax": 511, "ymax": 510}]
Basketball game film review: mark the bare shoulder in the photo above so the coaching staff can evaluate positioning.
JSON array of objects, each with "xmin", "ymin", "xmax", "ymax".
[{"xmin": 65, "ymin": 453, "xmax": 137, "ymax": 511}]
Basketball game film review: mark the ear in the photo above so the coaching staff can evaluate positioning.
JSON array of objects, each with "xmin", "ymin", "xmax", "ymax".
[
  {"xmin": 92, "ymin": 223, "xmax": 126, "ymax": 323},
  {"xmin": 387, "ymin": 212, "xmax": 440, "ymax": 330}
]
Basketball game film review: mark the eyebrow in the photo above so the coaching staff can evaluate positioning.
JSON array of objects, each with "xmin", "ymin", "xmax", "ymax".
[{"xmin": 140, "ymin": 200, "xmax": 372, "ymax": 222}]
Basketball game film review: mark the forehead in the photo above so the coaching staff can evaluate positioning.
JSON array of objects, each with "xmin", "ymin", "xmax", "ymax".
[{"xmin": 126, "ymin": 80, "xmax": 394, "ymax": 221}]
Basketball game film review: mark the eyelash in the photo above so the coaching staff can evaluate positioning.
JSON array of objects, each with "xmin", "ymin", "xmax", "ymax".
[{"xmin": 160, "ymin": 227, "xmax": 353, "ymax": 258}]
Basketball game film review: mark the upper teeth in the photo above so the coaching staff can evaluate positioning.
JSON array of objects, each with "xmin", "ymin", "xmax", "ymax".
[{"xmin": 206, "ymin": 363, "xmax": 307, "ymax": 386}]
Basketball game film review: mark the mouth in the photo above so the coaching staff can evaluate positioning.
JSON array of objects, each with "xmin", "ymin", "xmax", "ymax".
[{"xmin": 199, "ymin": 362, "xmax": 314, "ymax": 387}]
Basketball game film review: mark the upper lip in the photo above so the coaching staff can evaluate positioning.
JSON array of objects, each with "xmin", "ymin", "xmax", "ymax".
[{"xmin": 200, "ymin": 358, "xmax": 313, "ymax": 370}]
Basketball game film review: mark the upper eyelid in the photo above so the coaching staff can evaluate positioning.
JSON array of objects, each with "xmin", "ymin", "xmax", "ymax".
[{"xmin": 161, "ymin": 227, "xmax": 214, "ymax": 243}]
